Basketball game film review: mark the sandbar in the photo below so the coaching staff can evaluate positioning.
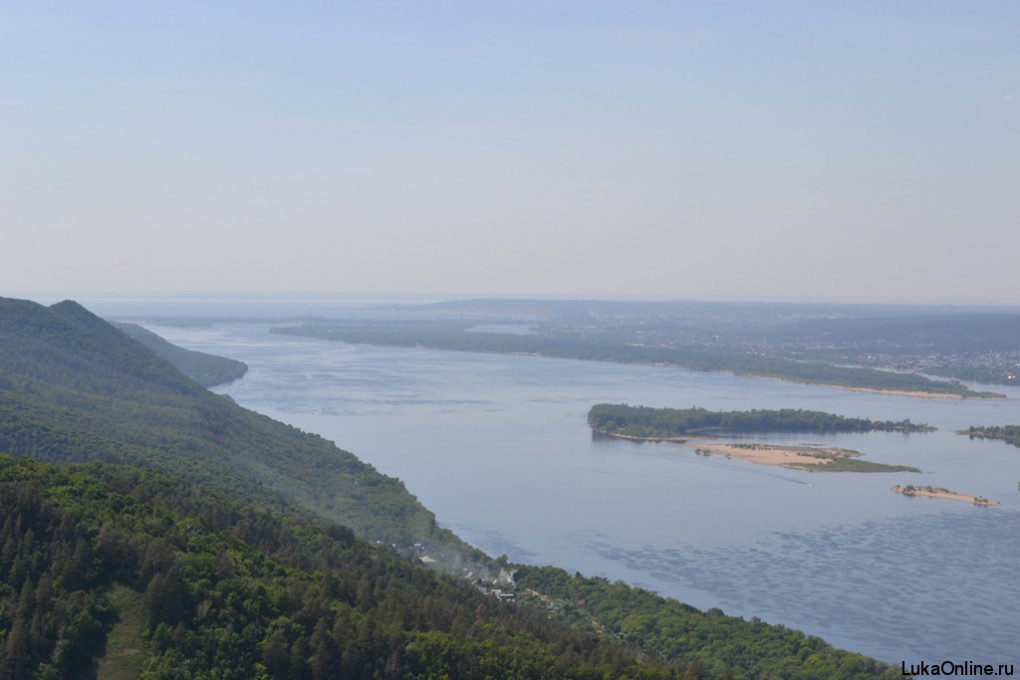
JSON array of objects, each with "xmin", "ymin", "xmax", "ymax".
[
  {"xmin": 692, "ymin": 442, "xmax": 859, "ymax": 469},
  {"xmin": 841, "ymin": 386, "xmax": 962, "ymax": 399},
  {"xmin": 596, "ymin": 430, "xmax": 919, "ymax": 472},
  {"xmin": 891, "ymin": 485, "xmax": 999, "ymax": 506}
]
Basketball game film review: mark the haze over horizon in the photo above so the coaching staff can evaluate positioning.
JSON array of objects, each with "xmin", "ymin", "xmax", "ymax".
[{"xmin": 3, "ymin": 2, "xmax": 1018, "ymax": 305}]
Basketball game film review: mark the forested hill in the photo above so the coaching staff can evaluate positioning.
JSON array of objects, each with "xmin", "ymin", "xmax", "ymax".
[
  {"xmin": 114, "ymin": 321, "xmax": 248, "ymax": 387},
  {"xmin": 0, "ymin": 454, "xmax": 684, "ymax": 679},
  {"xmin": 0, "ymin": 455, "xmax": 900, "ymax": 679},
  {"xmin": 0, "ymin": 298, "xmax": 203, "ymax": 400},
  {"xmin": 0, "ymin": 297, "xmax": 480, "ymax": 567}
]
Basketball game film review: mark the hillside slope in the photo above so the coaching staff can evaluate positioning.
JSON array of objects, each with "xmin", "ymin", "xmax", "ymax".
[
  {"xmin": 0, "ymin": 454, "xmax": 679, "ymax": 679},
  {"xmin": 0, "ymin": 297, "xmax": 481, "ymax": 568},
  {"xmin": 113, "ymin": 321, "xmax": 248, "ymax": 387}
]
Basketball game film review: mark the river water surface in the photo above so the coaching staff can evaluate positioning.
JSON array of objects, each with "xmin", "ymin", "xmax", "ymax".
[{"xmin": 131, "ymin": 317, "xmax": 1020, "ymax": 665}]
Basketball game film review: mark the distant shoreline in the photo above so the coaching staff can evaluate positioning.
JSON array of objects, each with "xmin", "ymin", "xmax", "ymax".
[{"xmin": 269, "ymin": 324, "xmax": 1008, "ymax": 400}]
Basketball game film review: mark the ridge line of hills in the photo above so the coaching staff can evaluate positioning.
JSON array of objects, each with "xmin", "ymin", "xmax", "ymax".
[
  {"xmin": 0, "ymin": 297, "xmax": 477, "ymax": 566},
  {"xmin": 112, "ymin": 322, "xmax": 248, "ymax": 388}
]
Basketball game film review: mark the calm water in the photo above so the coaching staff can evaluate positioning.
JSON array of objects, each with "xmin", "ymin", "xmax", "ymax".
[{"xmin": 140, "ymin": 321, "xmax": 1020, "ymax": 664}]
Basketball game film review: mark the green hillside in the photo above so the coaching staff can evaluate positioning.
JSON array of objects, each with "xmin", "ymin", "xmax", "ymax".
[
  {"xmin": 113, "ymin": 322, "xmax": 248, "ymax": 387},
  {"xmin": 0, "ymin": 454, "xmax": 901, "ymax": 679},
  {"xmin": 0, "ymin": 454, "xmax": 680, "ymax": 679},
  {"xmin": 0, "ymin": 297, "xmax": 481, "ymax": 568}
]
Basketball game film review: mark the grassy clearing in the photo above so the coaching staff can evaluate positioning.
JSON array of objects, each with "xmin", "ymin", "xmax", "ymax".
[{"xmin": 97, "ymin": 584, "xmax": 147, "ymax": 680}]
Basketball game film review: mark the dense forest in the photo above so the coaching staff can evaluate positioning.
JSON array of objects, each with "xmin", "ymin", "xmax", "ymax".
[
  {"xmin": 0, "ymin": 298, "xmax": 904, "ymax": 677},
  {"xmin": 0, "ymin": 455, "xmax": 686, "ymax": 679},
  {"xmin": 272, "ymin": 320, "xmax": 1002, "ymax": 398},
  {"xmin": 114, "ymin": 322, "xmax": 248, "ymax": 387},
  {"xmin": 0, "ymin": 455, "xmax": 901, "ymax": 679},
  {"xmin": 587, "ymin": 404, "xmax": 933, "ymax": 438}
]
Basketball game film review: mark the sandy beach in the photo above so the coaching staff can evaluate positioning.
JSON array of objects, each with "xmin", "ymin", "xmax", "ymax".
[
  {"xmin": 594, "ymin": 431, "xmax": 919, "ymax": 472},
  {"xmin": 842, "ymin": 386, "xmax": 961, "ymax": 399},
  {"xmin": 691, "ymin": 442, "xmax": 859, "ymax": 469}
]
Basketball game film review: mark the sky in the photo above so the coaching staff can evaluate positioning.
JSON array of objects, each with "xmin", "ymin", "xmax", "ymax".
[{"xmin": 2, "ymin": 1, "xmax": 1019, "ymax": 304}]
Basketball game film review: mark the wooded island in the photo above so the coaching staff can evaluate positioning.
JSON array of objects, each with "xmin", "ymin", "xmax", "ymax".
[
  {"xmin": 958, "ymin": 425, "xmax": 1020, "ymax": 449},
  {"xmin": 588, "ymin": 404, "xmax": 926, "ymax": 473},
  {"xmin": 588, "ymin": 404, "xmax": 934, "ymax": 438}
]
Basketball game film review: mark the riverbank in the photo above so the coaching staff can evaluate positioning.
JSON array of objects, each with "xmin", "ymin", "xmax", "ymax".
[
  {"xmin": 268, "ymin": 323, "xmax": 1007, "ymax": 399},
  {"xmin": 891, "ymin": 485, "xmax": 999, "ymax": 506}
]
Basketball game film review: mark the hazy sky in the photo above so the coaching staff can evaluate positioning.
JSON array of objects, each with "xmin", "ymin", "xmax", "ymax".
[{"xmin": 3, "ymin": 2, "xmax": 1018, "ymax": 304}]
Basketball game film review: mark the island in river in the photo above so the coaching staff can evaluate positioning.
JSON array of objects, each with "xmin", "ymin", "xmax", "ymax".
[
  {"xmin": 587, "ymin": 404, "xmax": 935, "ymax": 437},
  {"xmin": 589, "ymin": 404, "xmax": 926, "ymax": 472},
  {"xmin": 891, "ymin": 485, "xmax": 999, "ymax": 506},
  {"xmin": 957, "ymin": 425, "xmax": 1020, "ymax": 449}
]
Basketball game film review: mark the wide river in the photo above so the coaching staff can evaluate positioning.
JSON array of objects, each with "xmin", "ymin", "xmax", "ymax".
[{"xmin": 130, "ymin": 313, "xmax": 1019, "ymax": 666}]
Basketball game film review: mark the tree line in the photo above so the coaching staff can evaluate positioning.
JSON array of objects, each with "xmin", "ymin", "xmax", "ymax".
[
  {"xmin": 588, "ymin": 404, "xmax": 933, "ymax": 438},
  {"xmin": 960, "ymin": 425, "xmax": 1020, "ymax": 448}
]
